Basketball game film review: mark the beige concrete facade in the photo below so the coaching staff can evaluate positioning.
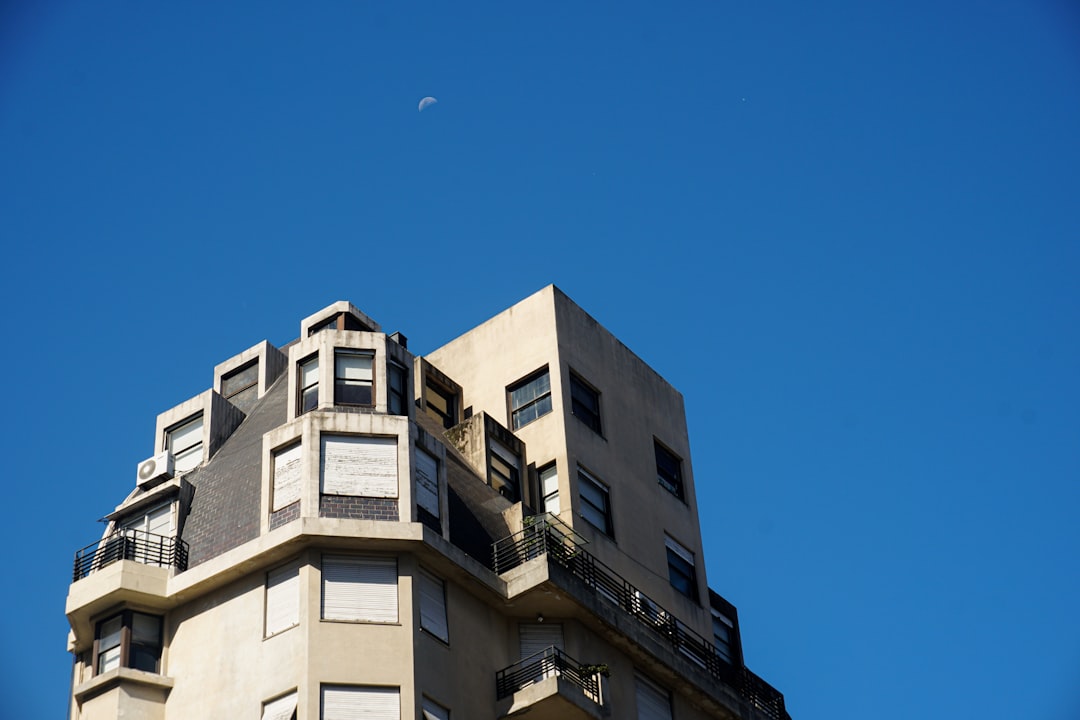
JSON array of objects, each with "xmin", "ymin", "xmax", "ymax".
[{"xmin": 66, "ymin": 287, "xmax": 790, "ymax": 720}]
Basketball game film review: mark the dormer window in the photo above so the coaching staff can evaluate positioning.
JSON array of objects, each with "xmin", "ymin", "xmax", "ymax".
[
  {"xmin": 166, "ymin": 414, "xmax": 203, "ymax": 473},
  {"xmin": 334, "ymin": 350, "xmax": 374, "ymax": 406},
  {"xmin": 308, "ymin": 311, "xmax": 372, "ymax": 336},
  {"xmin": 221, "ymin": 360, "xmax": 259, "ymax": 412},
  {"xmin": 298, "ymin": 355, "xmax": 319, "ymax": 414},
  {"xmin": 424, "ymin": 379, "xmax": 458, "ymax": 429}
]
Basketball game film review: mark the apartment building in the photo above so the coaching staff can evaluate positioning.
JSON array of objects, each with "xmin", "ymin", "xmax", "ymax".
[{"xmin": 65, "ymin": 285, "xmax": 790, "ymax": 720}]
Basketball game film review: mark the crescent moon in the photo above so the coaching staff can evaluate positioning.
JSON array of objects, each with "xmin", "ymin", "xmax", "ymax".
[{"xmin": 418, "ymin": 96, "xmax": 438, "ymax": 112}]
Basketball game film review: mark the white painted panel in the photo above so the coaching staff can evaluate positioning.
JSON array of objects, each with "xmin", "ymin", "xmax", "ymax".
[{"xmin": 321, "ymin": 435, "xmax": 398, "ymax": 498}]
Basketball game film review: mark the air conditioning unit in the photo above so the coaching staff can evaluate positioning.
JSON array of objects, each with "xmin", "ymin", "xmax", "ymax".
[{"xmin": 136, "ymin": 452, "xmax": 174, "ymax": 488}]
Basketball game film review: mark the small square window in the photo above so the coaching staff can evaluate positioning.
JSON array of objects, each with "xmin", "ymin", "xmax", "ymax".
[
  {"xmin": 665, "ymin": 535, "xmax": 698, "ymax": 601},
  {"xmin": 334, "ymin": 350, "xmax": 374, "ymax": 406},
  {"xmin": 569, "ymin": 372, "xmax": 601, "ymax": 435},
  {"xmin": 93, "ymin": 610, "xmax": 163, "ymax": 675},
  {"xmin": 654, "ymin": 441, "xmax": 684, "ymax": 500},
  {"xmin": 298, "ymin": 355, "xmax": 319, "ymax": 414},
  {"xmin": 578, "ymin": 467, "xmax": 613, "ymax": 537},
  {"xmin": 424, "ymin": 379, "xmax": 459, "ymax": 429},
  {"xmin": 508, "ymin": 369, "xmax": 552, "ymax": 430}
]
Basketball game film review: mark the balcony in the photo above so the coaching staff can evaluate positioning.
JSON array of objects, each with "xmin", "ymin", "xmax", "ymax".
[
  {"xmin": 493, "ymin": 516, "xmax": 789, "ymax": 720},
  {"xmin": 495, "ymin": 645, "xmax": 605, "ymax": 719},
  {"xmin": 73, "ymin": 530, "xmax": 190, "ymax": 582}
]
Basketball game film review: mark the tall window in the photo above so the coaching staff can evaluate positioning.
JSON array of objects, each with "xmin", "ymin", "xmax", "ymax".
[
  {"xmin": 509, "ymin": 369, "xmax": 552, "ymax": 430},
  {"xmin": 334, "ymin": 350, "xmax": 374, "ymax": 406},
  {"xmin": 265, "ymin": 564, "xmax": 300, "ymax": 637},
  {"xmin": 569, "ymin": 372, "xmax": 601, "ymax": 434},
  {"xmin": 654, "ymin": 441, "xmax": 684, "ymax": 500},
  {"xmin": 665, "ymin": 535, "xmax": 698, "ymax": 601},
  {"xmin": 539, "ymin": 463, "xmax": 560, "ymax": 515},
  {"xmin": 221, "ymin": 360, "xmax": 259, "ymax": 412},
  {"xmin": 166, "ymin": 414, "xmax": 203, "ymax": 472},
  {"xmin": 488, "ymin": 440, "xmax": 521, "ymax": 502},
  {"xmin": 712, "ymin": 610, "xmax": 735, "ymax": 664},
  {"xmin": 387, "ymin": 362, "xmax": 408, "ymax": 415},
  {"xmin": 424, "ymin": 380, "xmax": 458, "ymax": 429},
  {"xmin": 418, "ymin": 569, "xmax": 449, "ymax": 643},
  {"xmin": 94, "ymin": 611, "xmax": 163, "ymax": 675},
  {"xmin": 635, "ymin": 673, "xmax": 673, "ymax": 720},
  {"xmin": 298, "ymin": 355, "xmax": 319, "ymax": 414},
  {"xmin": 578, "ymin": 467, "xmax": 613, "ymax": 537}
]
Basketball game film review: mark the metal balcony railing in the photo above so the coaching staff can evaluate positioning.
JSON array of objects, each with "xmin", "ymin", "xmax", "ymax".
[
  {"xmin": 492, "ymin": 516, "xmax": 789, "ymax": 720},
  {"xmin": 495, "ymin": 645, "xmax": 603, "ymax": 704},
  {"xmin": 72, "ymin": 530, "xmax": 190, "ymax": 582}
]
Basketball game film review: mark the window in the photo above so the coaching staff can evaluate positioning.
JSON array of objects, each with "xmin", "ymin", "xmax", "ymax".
[
  {"xmin": 415, "ymin": 449, "xmax": 440, "ymax": 520},
  {"xmin": 222, "ymin": 360, "xmax": 259, "ymax": 412},
  {"xmin": 265, "ymin": 564, "xmax": 300, "ymax": 637},
  {"xmin": 321, "ymin": 555, "xmax": 398, "ymax": 622},
  {"xmin": 93, "ymin": 611, "xmax": 163, "ymax": 675},
  {"xmin": 166, "ymin": 414, "xmax": 203, "ymax": 472},
  {"xmin": 272, "ymin": 443, "xmax": 302, "ymax": 511},
  {"xmin": 665, "ymin": 535, "xmax": 698, "ymax": 601},
  {"xmin": 508, "ymin": 369, "xmax": 552, "ymax": 430},
  {"xmin": 121, "ymin": 502, "xmax": 173, "ymax": 539},
  {"xmin": 424, "ymin": 379, "xmax": 458, "ymax": 429},
  {"xmin": 321, "ymin": 685, "xmax": 399, "ymax": 720},
  {"xmin": 262, "ymin": 691, "xmax": 298, "ymax": 720},
  {"xmin": 539, "ymin": 463, "xmax": 560, "ymax": 515},
  {"xmin": 712, "ymin": 610, "xmax": 735, "ymax": 664},
  {"xmin": 422, "ymin": 697, "xmax": 450, "ymax": 720},
  {"xmin": 387, "ymin": 362, "xmax": 408, "ymax": 415},
  {"xmin": 298, "ymin": 355, "xmax": 319, "ymax": 414},
  {"xmin": 578, "ymin": 467, "xmax": 613, "ymax": 537},
  {"xmin": 635, "ymin": 673, "xmax": 673, "ymax": 720},
  {"xmin": 654, "ymin": 441, "xmax": 684, "ymax": 500},
  {"xmin": 569, "ymin": 372, "xmax": 601, "ymax": 434},
  {"xmin": 335, "ymin": 350, "xmax": 374, "ymax": 406},
  {"xmin": 488, "ymin": 440, "xmax": 521, "ymax": 502},
  {"xmin": 320, "ymin": 435, "xmax": 397, "ymax": 498},
  {"xmin": 418, "ymin": 569, "xmax": 449, "ymax": 643}
]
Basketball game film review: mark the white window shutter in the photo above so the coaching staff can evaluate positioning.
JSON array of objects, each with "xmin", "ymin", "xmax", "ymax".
[
  {"xmin": 321, "ymin": 435, "xmax": 398, "ymax": 498},
  {"xmin": 414, "ymin": 450, "xmax": 439, "ymax": 517},
  {"xmin": 418, "ymin": 570, "xmax": 448, "ymax": 642},
  {"xmin": 321, "ymin": 685, "xmax": 400, "ymax": 720},
  {"xmin": 519, "ymin": 623, "xmax": 563, "ymax": 660},
  {"xmin": 262, "ymin": 691, "xmax": 297, "ymax": 720},
  {"xmin": 635, "ymin": 674, "xmax": 672, "ymax": 720},
  {"xmin": 265, "ymin": 565, "xmax": 300, "ymax": 636},
  {"xmin": 273, "ymin": 443, "xmax": 303, "ymax": 511},
  {"xmin": 322, "ymin": 556, "xmax": 398, "ymax": 623}
]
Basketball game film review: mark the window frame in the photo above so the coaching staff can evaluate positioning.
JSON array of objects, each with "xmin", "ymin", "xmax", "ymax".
[
  {"xmin": 92, "ymin": 610, "xmax": 163, "ymax": 676},
  {"xmin": 387, "ymin": 361, "xmax": 408, "ymax": 416},
  {"xmin": 297, "ymin": 354, "xmax": 319, "ymax": 415},
  {"xmin": 418, "ymin": 568, "xmax": 449, "ymax": 644},
  {"xmin": 321, "ymin": 555, "xmax": 399, "ymax": 623},
  {"xmin": 488, "ymin": 440, "xmax": 521, "ymax": 502},
  {"xmin": 538, "ymin": 462, "xmax": 560, "ymax": 515},
  {"xmin": 654, "ymin": 440, "xmax": 685, "ymax": 501},
  {"xmin": 424, "ymin": 378, "xmax": 458, "ymax": 429},
  {"xmin": 221, "ymin": 359, "xmax": 259, "ymax": 407},
  {"xmin": 508, "ymin": 368, "xmax": 553, "ymax": 430},
  {"xmin": 578, "ymin": 467, "xmax": 613, "ymax": 538},
  {"xmin": 712, "ymin": 609, "xmax": 735, "ymax": 664},
  {"xmin": 165, "ymin": 413, "xmax": 204, "ymax": 473},
  {"xmin": 569, "ymin": 371, "xmax": 602, "ymax": 435},
  {"xmin": 334, "ymin": 349, "xmax": 375, "ymax": 407}
]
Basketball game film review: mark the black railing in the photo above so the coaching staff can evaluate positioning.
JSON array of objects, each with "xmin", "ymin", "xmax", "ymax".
[
  {"xmin": 492, "ymin": 517, "xmax": 788, "ymax": 720},
  {"xmin": 495, "ymin": 645, "xmax": 603, "ymax": 703},
  {"xmin": 73, "ymin": 530, "xmax": 190, "ymax": 581}
]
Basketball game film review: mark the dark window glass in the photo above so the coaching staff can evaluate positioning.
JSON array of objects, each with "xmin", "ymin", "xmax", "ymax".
[
  {"xmin": 509, "ymin": 370, "xmax": 552, "ymax": 430},
  {"xmin": 489, "ymin": 448, "xmax": 520, "ymax": 501},
  {"xmin": 222, "ymin": 360, "xmax": 259, "ymax": 412},
  {"xmin": 666, "ymin": 544, "xmax": 698, "ymax": 600},
  {"xmin": 655, "ymin": 442, "xmax": 684, "ymax": 500},
  {"xmin": 579, "ymin": 468, "xmax": 613, "ymax": 537},
  {"xmin": 425, "ymin": 381, "xmax": 457, "ymax": 429},
  {"xmin": 94, "ymin": 611, "xmax": 163, "ymax": 676},
  {"xmin": 712, "ymin": 614, "xmax": 734, "ymax": 663},
  {"xmin": 388, "ymin": 363, "xmax": 408, "ymax": 415},
  {"xmin": 334, "ymin": 350, "xmax": 374, "ymax": 406},
  {"xmin": 569, "ymin": 373, "xmax": 601, "ymax": 434}
]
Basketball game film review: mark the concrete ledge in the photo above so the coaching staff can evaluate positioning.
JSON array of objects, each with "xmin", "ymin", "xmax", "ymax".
[
  {"xmin": 496, "ymin": 674, "xmax": 604, "ymax": 720},
  {"xmin": 73, "ymin": 667, "xmax": 174, "ymax": 703}
]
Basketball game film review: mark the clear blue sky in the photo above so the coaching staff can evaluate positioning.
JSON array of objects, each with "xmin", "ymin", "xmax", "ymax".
[{"xmin": 2, "ymin": 2, "xmax": 1078, "ymax": 718}]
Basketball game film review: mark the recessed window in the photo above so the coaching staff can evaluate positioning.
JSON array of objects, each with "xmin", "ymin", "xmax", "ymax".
[
  {"xmin": 635, "ymin": 673, "xmax": 672, "ymax": 720},
  {"xmin": 578, "ymin": 467, "xmax": 613, "ymax": 537},
  {"xmin": 665, "ymin": 535, "xmax": 698, "ymax": 601},
  {"xmin": 298, "ymin": 355, "xmax": 319, "ymax": 414},
  {"xmin": 166, "ymin": 414, "xmax": 203, "ymax": 473},
  {"xmin": 415, "ymin": 449, "xmax": 440, "ymax": 523},
  {"xmin": 539, "ymin": 463, "xmax": 559, "ymax": 515},
  {"xmin": 569, "ymin": 372, "xmax": 601, "ymax": 435},
  {"xmin": 94, "ymin": 610, "xmax": 163, "ymax": 675},
  {"xmin": 321, "ymin": 555, "xmax": 398, "ymax": 623},
  {"xmin": 712, "ymin": 610, "xmax": 735, "ymax": 664},
  {"xmin": 387, "ymin": 362, "xmax": 408, "ymax": 415},
  {"xmin": 418, "ymin": 569, "xmax": 449, "ymax": 643},
  {"xmin": 321, "ymin": 685, "xmax": 400, "ymax": 720},
  {"xmin": 509, "ymin": 369, "xmax": 552, "ymax": 430},
  {"xmin": 265, "ymin": 564, "xmax": 300, "ymax": 637},
  {"xmin": 424, "ymin": 379, "xmax": 458, "ymax": 429},
  {"xmin": 654, "ymin": 441, "xmax": 684, "ymax": 500},
  {"xmin": 272, "ymin": 443, "xmax": 302, "ymax": 512},
  {"xmin": 334, "ymin": 350, "xmax": 374, "ymax": 406},
  {"xmin": 221, "ymin": 360, "xmax": 259, "ymax": 412}
]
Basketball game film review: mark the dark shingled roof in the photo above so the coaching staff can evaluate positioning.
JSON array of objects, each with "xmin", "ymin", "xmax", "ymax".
[{"xmin": 180, "ymin": 375, "xmax": 287, "ymax": 566}]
